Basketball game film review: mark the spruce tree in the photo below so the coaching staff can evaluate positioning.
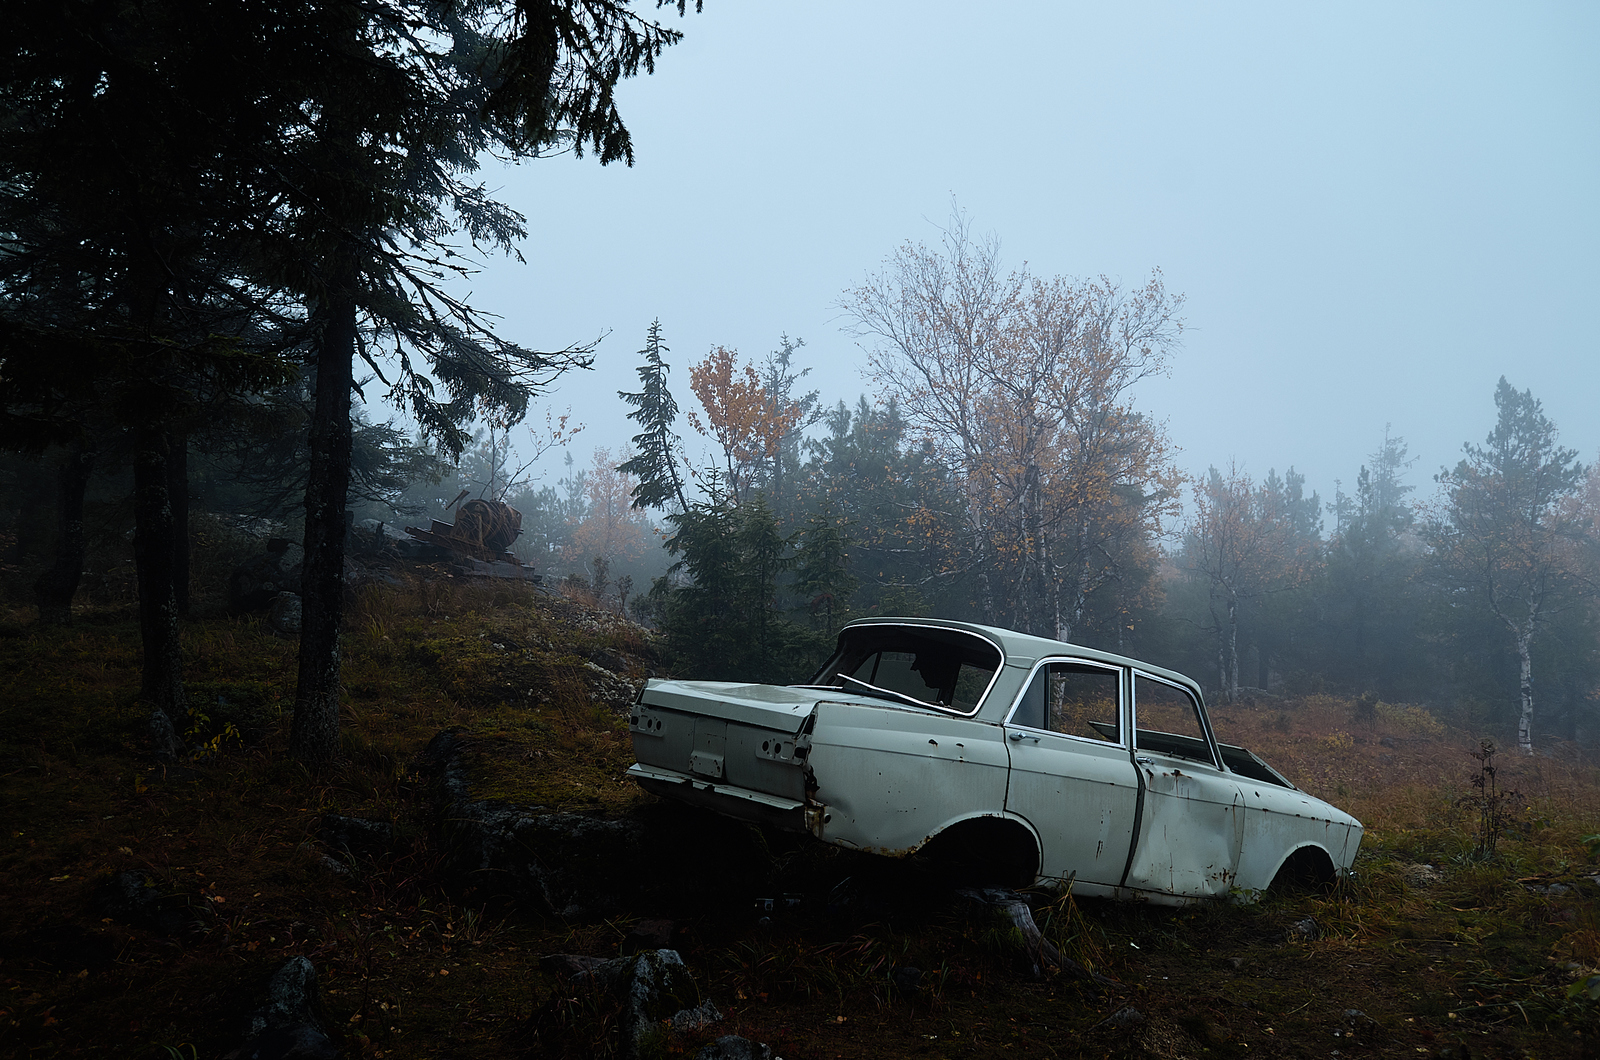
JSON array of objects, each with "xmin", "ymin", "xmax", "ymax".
[
  {"xmin": 617, "ymin": 319, "xmax": 689, "ymax": 513},
  {"xmin": 1432, "ymin": 378, "xmax": 1591, "ymax": 753}
]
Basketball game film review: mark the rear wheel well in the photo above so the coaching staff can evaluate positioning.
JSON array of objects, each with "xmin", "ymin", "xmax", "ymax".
[
  {"xmin": 1270, "ymin": 845, "xmax": 1337, "ymax": 892},
  {"xmin": 915, "ymin": 817, "xmax": 1039, "ymax": 888}
]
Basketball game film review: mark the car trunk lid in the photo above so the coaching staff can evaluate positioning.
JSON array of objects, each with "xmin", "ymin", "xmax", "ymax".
[{"xmin": 630, "ymin": 680, "xmax": 829, "ymax": 820}]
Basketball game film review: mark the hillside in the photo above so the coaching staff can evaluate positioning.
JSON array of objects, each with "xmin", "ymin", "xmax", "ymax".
[{"xmin": 1, "ymin": 577, "xmax": 1597, "ymax": 1059}]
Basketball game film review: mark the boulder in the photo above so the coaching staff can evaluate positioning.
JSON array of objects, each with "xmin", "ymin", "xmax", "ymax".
[
  {"xmin": 621, "ymin": 918, "xmax": 677, "ymax": 956},
  {"xmin": 577, "ymin": 949, "xmax": 721, "ymax": 1060},
  {"xmin": 224, "ymin": 957, "xmax": 337, "ymax": 1060},
  {"xmin": 229, "ymin": 540, "xmax": 303, "ymax": 613},
  {"xmin": 267, "ymin": 593, "xmax": 302, "ymax": 636}
]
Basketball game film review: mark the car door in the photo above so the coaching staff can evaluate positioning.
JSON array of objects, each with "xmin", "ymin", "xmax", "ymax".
[
  {"xmin": 1123, "ymin": 672, "xmax": 1245, "ymax": 899},
  {"xmin": 1003, "ymin": 659, "xmax": 1140, "ymax": 890}
]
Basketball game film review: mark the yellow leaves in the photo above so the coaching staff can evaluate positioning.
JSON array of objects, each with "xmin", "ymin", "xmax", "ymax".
[
  {"xmin": 688, "ymin": 346, "xmax": 800, "ymax": 463},
  {"xmin": 569, "ymin": 447, "xmax": 655, "ymax": 564}
]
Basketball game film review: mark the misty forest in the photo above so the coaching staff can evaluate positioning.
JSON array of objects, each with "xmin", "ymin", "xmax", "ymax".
[{"xmin": 2, "ymin": 2, "xmax": 1598, "ymax": 1059}]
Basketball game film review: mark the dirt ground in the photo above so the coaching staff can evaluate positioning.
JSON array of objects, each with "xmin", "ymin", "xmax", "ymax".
[{"xmin": 1, "ymin": 580, "xmax": 1596, "ymax": 1059}]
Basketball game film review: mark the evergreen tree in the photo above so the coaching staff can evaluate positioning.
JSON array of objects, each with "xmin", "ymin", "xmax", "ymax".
[
  {"xmin": 1320, "ymin": 429, "xmax": 1426, "ymax": 698},
  {"xmin": 1, "ymin": 0, "xmax": 305, "ymax": 752},
  {"xmin": 1431, "ymin": 378, "xmax": 1591, "ymax": 753},
  {"xmin": 792, "ymin": 503, "xmax": 857, "ymax": 638},
  {"xmin": 651, "ymin": 478, "xmax": 816, "ymax": 683},
  {"xmin": 617, "ymin": 319, "xmax": 688, "ymax": 513}
]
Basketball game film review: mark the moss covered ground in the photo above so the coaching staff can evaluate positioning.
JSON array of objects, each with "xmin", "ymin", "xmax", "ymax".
[{"xmin": 0, "ymin": 577, "xmax": 1597, "ymax": 1059}]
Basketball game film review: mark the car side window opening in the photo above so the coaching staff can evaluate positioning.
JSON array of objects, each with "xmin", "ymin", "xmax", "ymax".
[
  {"xmin": 1133, "ymin": 674, "xmax": 1215, "ymax": 765},
  {"xmin": 1013, "ymin": 662, "xmax": 1121, "ymax": 744}
]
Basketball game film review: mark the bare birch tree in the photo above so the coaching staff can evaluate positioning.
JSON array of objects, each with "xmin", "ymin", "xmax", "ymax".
[
  {"xmin": 1181, "ymin": 462, "xmax": 1315, "ymax": 702},
  {"xmin": 841, "ymin": 212, "xmax": 1182, "ymax": 637}
]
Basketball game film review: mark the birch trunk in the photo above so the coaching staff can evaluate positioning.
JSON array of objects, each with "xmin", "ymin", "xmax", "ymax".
[{"xmin": 1516, "ymin": 627, "xmax": 1534, "ymax": 755}]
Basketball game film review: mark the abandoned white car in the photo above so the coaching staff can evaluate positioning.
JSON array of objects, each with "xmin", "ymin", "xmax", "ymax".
[{"xmin": 628, "ymin": 618, "xmax": 1362, "ymax": 904}]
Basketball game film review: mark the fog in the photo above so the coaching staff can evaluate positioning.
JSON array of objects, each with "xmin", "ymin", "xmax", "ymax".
[{"xmin": 432, "ymin": 1, "xmax": 1600, "ymax": 508}]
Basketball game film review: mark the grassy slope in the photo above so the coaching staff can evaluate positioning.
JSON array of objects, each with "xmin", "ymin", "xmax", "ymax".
[{"xmin": 0, "ymin": 579, "xmax": 1596, "ymax": 1060}]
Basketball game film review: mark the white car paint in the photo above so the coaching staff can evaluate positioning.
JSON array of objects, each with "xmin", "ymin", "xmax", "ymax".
[{"xmin": 628, "ymin": 617, "xmax": 1362, "ymax": 904}]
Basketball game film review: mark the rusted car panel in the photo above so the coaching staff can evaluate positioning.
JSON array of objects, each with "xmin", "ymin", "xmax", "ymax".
[{"xmin": 627, "ymin": 617, "xmax": 1362, "ymax": 904}]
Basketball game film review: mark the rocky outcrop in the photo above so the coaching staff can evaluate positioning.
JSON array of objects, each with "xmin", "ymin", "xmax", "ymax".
[
  {"xmin": 420, "ymin": 729, "xmax": 647, "ymax": 917},
  {"xmin": 419, "ymin": 729, "xmax": 773, "ymax": 919}
]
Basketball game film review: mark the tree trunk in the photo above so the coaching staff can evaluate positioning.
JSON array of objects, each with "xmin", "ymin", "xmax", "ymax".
[
  {"xmin": 34, "ymin": 443, "xmax": 95, "ymax": 625},
  {"xmin": 970, "ymin": 500, "xmax": 996, "ymax": 625},
  {"xmin": 1225, "ymin": 591, "xmax": 1240, "ymax": 704},
  {"xmin": 290, "ymin": 288, "xmax": 357, "ymax": 768},
  {"xmin": 1515, "ymin": 628, "xmax": 1534, "ymax": 755},
  {"xmin": 167, "ymin": 428, "xmax": 190, "ymax": 618},
  {"xmin": 132, "ymin": 425, "xmax": 185, "ymax": 760}
]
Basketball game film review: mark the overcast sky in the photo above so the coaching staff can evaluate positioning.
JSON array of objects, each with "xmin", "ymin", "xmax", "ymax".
[{"xmin": 435, "ymin": 1, "xmax": 1600, "ymax": 516}]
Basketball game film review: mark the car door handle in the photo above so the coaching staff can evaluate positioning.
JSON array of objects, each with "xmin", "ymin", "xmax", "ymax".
[
  {"xmin": 1135, "ymin": 756, "xmax": 1154, "ymax": 765},
  {"xmin": 1008, "ymin": 731, "xmax": 1040, "ymax": 743}
]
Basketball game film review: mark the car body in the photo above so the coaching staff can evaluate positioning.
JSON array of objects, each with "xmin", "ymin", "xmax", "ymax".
[{"xmin": 627, "ymin": 617, "xmax": 1362, "ymax": 904}]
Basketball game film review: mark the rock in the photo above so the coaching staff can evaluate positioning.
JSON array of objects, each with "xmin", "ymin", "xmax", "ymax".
[
  {"xmin": 696, "ymin": 1035, "xmax": 773, "ymax": 1060},
  {"xmin": 95, "ymin": 871, "xmax": 203, "ymax": 937},
  {"xmin": 565, "ymin": 949, "xmax": 720, "ymax": 1060},
  {"xmin": 267, "ymin": 592, "xmax": 302, "ymax": 635},
  {"xmin": 1281, "ymin": 917, "xmax": 1320, "ymax": 943},
  {"xmin": 1094, "ymin": 1006, "xmax": 1146, "ymax": 1030},
  {"xmin": 319, "ymin": 814, "xmax": 396, "ymax": 859},
  {"xmin": 584, "ymin": 647, "xmax": 628, "ymax": 673},
  {"xmin": 421, "ymin": 729, "xmax": 773, "ymax": 917},
  {"xmin": 149, "ymin": 707, "xmax": 183, "ymax": 762},
  {"xmin": 247, "ymin": 957, "xmax": 323, "ymax": 1038},
  {"xmin": 225, "ymin": 957, "xmax": 337, "ymax": 1060},
  {"xmin": 229, "ymin": 542, "xmax": 304, "ymax": 613},
  {"xmin": 541, "ymin": 953, "xmax": 612, "ymax": 977},
  {"xmin": 420, "ymin": 729, "xmax": 648, "ymax": 916},
  {"xmin": 1403, "ymin": 863, "xmax": 1443, "ymax": 887},
  {"xmin": 1525, "ymin": 881, "xmax": 1573, "ymax": 897},
  {"xmin": 622, "ymin": 918, "xmax": 677, "ymax": 956}
]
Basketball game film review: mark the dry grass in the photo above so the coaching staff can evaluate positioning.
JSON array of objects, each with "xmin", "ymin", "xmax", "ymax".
[
  {"xmin": 1210, "ymin": 694, "xmax": 1600, "ymax": 849},
  {"xmin": 0, "ymin": 583, "xmax": 1596, "ymax": 1059}
]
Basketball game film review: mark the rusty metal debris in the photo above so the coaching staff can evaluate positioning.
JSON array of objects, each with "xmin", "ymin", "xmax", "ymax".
[{"xmin": 404, "ymin": 495, "xmax": 528, "ymax": 568}]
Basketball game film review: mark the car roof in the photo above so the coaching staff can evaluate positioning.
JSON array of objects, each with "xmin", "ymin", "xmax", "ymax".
[{"xmin": 840, "ymin": 616, "xmax": 1206, "ymax": 703}]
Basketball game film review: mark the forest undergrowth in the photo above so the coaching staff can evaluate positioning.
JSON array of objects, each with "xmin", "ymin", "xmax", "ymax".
[{"xmin": 0, "ymin": 577, "xmax": 1597, "ymax": 1059}]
